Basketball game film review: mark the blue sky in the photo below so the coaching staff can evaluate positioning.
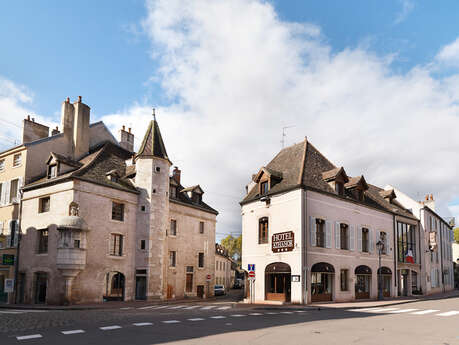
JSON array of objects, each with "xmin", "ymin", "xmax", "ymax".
[{"xmin": 1, "ymin": 0, "xmax": 459, "ymax": 239}]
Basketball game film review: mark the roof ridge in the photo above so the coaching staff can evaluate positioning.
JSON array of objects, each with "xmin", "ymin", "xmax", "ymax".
[
  {"xmin": 297, "ymin": 137, "xmax": 308, "ymax": 185},
  {"xmin": 306, "ymin": 140, "xmax": 337, "ymax": 170}
]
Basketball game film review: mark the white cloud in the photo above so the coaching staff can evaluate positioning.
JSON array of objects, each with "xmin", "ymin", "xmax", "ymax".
[
  {"xmin": 102, "ymin": 0, "xmax": 459, "ymax": 240},
  {"xmin": 436, "ymin": 37, "xmax": 459, "ymax": 67},
  {"xmin": 394, "ymin": 0, "xmax": 415, "ymax": 24}
]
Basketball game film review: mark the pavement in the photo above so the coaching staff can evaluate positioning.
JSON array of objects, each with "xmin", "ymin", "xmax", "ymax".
[{"xmin": 2, "ymin": 290, "xmax": 459, "ymax": 344}]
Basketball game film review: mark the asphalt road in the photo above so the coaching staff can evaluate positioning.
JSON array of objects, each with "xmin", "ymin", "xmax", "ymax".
[{"xmin": 2, "ymin": 296, "xmax": 459, "ymax": 345}]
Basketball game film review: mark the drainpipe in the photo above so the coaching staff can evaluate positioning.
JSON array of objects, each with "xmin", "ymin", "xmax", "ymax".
[
  {"xmin": 13, "ymin": 188, "xmax": 24, "ymax": 304},
  {"xmin": 439, "ymin": 219, "xmax": 445, "ymax": 293},
  {"xmin": 393, "ymin": 214, "xmax": 397, "ymax": 296}
]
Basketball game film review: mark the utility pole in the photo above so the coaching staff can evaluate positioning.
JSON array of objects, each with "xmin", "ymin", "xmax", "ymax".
[{"xmin": 281, "ymin": 125, "xmax": 295, "ymax": 148}]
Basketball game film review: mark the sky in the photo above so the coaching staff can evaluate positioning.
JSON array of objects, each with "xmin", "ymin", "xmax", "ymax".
[{"xmin": 1, "ymin": 0, "xmax": 459, "ymax": 241}]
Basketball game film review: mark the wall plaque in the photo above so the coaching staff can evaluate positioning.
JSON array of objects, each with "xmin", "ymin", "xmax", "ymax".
[{"xmin": 272, "ymin": 231, "xmax": 294, "ymax": 253}]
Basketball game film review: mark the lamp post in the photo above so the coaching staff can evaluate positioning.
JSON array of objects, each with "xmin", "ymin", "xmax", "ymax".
[{"xmin": 376, "ymin": 240, "xmax": 384, "ymax": 300}]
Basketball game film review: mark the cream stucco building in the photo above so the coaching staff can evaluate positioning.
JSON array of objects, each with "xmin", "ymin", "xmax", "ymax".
[
  {"xmin": 241, "ymin": 139, "xmax": 452, "ymax": 304},
  {"xmin": 15, "ymin": 98, "xmax": 217, "ymax": 305}
]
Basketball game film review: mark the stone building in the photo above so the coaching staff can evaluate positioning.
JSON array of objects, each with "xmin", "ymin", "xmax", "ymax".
[
  {"xmin": 215, "ymin": 243, "xmax": 236, "ymax": 291},
  {"xmin": 0, "ymin": 101, "xmax": 115, "ymax": 304},
  {"xmin": 241, "ymin": 139, "xmax": 452, "ymax": 304},
  {"xmin": 16, "ymin": 98, "xmax": 217, "ymax": 305}
]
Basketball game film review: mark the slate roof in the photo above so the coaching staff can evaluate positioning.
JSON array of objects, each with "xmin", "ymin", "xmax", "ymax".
[
  {"xmin": 24, "ymin": 141, "xmax": 138, "ymax": 194},
  {"xmin": 48, "ymin": 152, "xmax": 82, "ymax": 168},
  {"xmin": 171, "ymin": 181, "xmax": 218, "ymax": 215},
  {"xmin": 241, "ymin": 138, "xmax": 416, "ymax": 220},
  {"xmin": 135, "ymin": 120, "xmax": 169, "ymax": 161}
]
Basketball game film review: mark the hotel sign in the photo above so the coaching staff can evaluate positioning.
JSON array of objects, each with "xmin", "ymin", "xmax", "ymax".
[{"xmin": 272, "ymin": 231, "xmax": 294, "ymax": 253}]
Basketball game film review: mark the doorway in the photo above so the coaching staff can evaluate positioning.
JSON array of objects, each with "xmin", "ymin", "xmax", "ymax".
[
  {"xmin": 355, "ymin": 265, "xmax": 372, "ymax": 300},
  {"xmin": 135, "ymin": 276, "xmax": 146, "ymax": 300},
  {"xmin": 197, "ymin": 285, "xmax": 204, "ymax": 298},
  {"xmin": 104, "ymin": 272, "xmax": 125, "ymax": 301},
  {"xmin": 265, "ymin": 262, "xmax": 291, "ymax": 302},
  {"xmin": 378, "ymin": 267, "xmax": 392, "ymax": 298},
  {"xmin": 0, "ymin": 274, "xmax": 6, "ymax": 303},
  {"xmin": 399, "ymin": 269, "xmax": 408, "ymax": 296},
  {"xmin": 35, "ymin": 272, "xmax": 48, "ymax": 304},
  {"xmin": 311, "ymin": 262, "xmax": 334, "ymax": 302}
]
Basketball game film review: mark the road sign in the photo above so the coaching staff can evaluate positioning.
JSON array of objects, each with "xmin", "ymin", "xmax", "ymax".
[
  {"xmin": 248, "ymin": 271, "xmax": 255, "ymax": 278},
  {"xmin": 4, "ymin": 279, "xmax": 14, "ymax": 293},
  {"xmin": 248, "ymin": 264, "xmax": 255, "ymax": 271},
  {"xmin": 206, "ymin": 274, "xmax": 211, "ymax": 281}
]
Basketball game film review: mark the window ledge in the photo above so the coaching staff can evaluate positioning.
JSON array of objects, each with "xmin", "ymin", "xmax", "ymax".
[
  {"xmin": 36, "ymin": 253, "xmax": 48, "ymax": 256},
  {"xmin": 107, "ymin": 255, "xmax": 125, "ymax": 259},
  {"xmin": 169, "ymin": 266, "xmax": 176, "ymax": 270},
  {"xmin": 110, "ymin": 219, "xmax": 125, "ymax": 223}
]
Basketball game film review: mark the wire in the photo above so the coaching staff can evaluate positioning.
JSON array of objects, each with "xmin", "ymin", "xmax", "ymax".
[{"xmin": 0, "ymin": 118, "xmax": 22, "ymax": 129}]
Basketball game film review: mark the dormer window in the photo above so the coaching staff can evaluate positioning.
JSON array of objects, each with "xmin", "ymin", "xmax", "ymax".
[
  {"xmin": 344, "ymin": 175, "xmax": 368, "ymax": 202},
  {"xmin": 106, "ymin": 170, "xmax": 120, "ymax": 183},
  {"xmin": 260, "ymin": 181, "xmax": 269, "ymax": 195},
  {"xmin": 48, "ymin": 164, "xmax": 58, "ymax": 179},
  {"xmin": 192, "ymin": 192, "xmax": 202, "ymax": 204},
  {"xmin": 322, "ymin": 167, "xmax": 349, "ymax": 196},
  {"xmin": 170, "ymin": 186, "xmax": 177, "ymax": 198},
  {"xmin": 335, "ymin": 182, "xmax": 344, "ymax": 196}
]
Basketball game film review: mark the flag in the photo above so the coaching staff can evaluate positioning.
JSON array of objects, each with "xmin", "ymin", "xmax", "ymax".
[{"xmin": 406, "ymin": 249, "xmax": 414, "ymax": 264}]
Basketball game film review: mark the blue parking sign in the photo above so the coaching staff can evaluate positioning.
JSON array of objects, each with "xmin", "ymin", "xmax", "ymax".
[{"xmin": 248, "ymin": 264, "xmax": 255, "ymax": 271}]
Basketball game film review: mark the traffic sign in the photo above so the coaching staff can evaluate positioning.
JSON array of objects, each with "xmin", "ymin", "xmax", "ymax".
[
  {"xmin": 206, "ymin": 274, "xmax": 211, "ymax": 281},
  {"xmin": 248, "ymin": 264, "xmax": 255, "ymax": 271},
  {"xmin": 248, "ymin": 276, "xmax": 255, "ymax": 281},
  {"xmin": 248, "ymin": 271, "xmax": 255, "ymax": 278}
]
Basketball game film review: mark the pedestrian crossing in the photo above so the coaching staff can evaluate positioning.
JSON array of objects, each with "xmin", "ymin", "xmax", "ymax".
[
  {"xmin": 348, "ymin": 307, "xmax": 459, "ymax": 317},
  {"xmin": 128, "ymin": 304, "xmax": 233, "ymax": 312}
]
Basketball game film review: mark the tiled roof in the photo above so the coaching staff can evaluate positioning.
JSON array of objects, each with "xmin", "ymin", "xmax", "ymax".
[
  {"xmin": 135, "ymin": 120, "xmax": 169, "ymax": 161},
  {"xmin": 171, "ymin": 180, "xmax": 218, "ymax": 215},
  {"xmin": 241, "ymin": 138, "xmax": 416, "ymax": 219}
]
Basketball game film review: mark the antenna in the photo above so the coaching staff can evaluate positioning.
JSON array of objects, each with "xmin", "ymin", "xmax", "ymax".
[
  {"xmin": 281, "ymin": 125, "xmax": 295, "ymax": 148},
  {"xmin": 152, "ymin": 108, "xmax": 156, "ymax": 121}
]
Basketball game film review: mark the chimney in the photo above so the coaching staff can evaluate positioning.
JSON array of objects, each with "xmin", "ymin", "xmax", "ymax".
[
  {"xmin": 119, "ymin": 125, "xmax": 134, "ymax": 152},
  {"xmin": 61, "ymin": 97, "xmax": 75, "ymax": 141},
  {"xmin": 51, "ymin": 126, "xmax": 60, "ymax": 136},
  {"xmin": 72, "ymin": 96, "xmax": 90, "ymax": 159},
  {"xmin": 425, "ymin": 194, "xmax": 435, "ymax": 211},
  {"xmin": 22, "ymin": 115, "xmax": 49, "ymax": 144},
  {"xmin": 172, "ymin": 166, "xmax": 181, "ymax": 184}
]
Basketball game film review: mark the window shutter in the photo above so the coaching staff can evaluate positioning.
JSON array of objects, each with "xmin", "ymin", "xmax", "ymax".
[
  {"xmin": 368, "ymin": 228, "xmax": 373, "ymax": 254},
  {"xmin": 384, "ymin": 233, "xmax": 389, "ymax": 254},
  {"xmin": 335, "ymin": 222, "xmax": 340, "ymax": 249},
  {"xmin": 2, "ymin": 181, "xmax": 10, "ymax": 205},
  {"xmin": 357, "ymin": 227, "xmax": 362, "ymax": 252},
  {"xmin": 0, "ymin": 183, "xmax": 5, "ymax": 206},
  {"xmin": 13, "ymin": 221, "xmax": 18, "ymax": 247},
  {"xmin": 0, "ymin": 221, "xmax": 3, "ymax": 235},
  {"xmin": 309, "ymin": 216, "xmax": 316, "ymax": 247},
  {"xmin": 349, "ymin": 225, "xmax": 355, "ymax": 251},
  {"xmin": 325, "ymin": 221, "xmax": 332, "ymax": 248},
  {"xmin": 109, "ymin": 235, "xmax": 114, "ymax": 254},
  {"xmin": 17, "ymin": 177, "xmax": 23, "ymax": 200}
]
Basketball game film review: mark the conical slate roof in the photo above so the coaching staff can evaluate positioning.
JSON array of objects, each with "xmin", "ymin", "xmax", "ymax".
[{"xmin": 135, "ymin": 119, "xmax": 169, "ymax": 161}]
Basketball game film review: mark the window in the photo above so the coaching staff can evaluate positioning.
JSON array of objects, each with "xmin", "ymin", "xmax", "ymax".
[
  {"xmin": 74, "ymin": 239, "xmax": 80, "ymax": 248},
  {"xmin": 335, "ymin": 182, "xmax": 344, "ymax": 196},
  {"xmin": 141, "ymin": 205, "xmax": 146, "ymax": 212},
  {"xmin": 340, "ymin": 224, "xmax": 349, "ymax": 250},
  {"xmin": 258, "ymin": 217, "xmax": 269, "ymax": 244},
  {"xmin": 39, "ymin": 197, "xmax": 50, "ymax": 213},
  {"xmin": 8, "ymin": 220, "xmax": 18, "ymax": 247},
  {"xmin": 199, "ymin": 221, "xmax": 204, "ymax": 234},
  {"xmin": 192, "ymin": 193, "xmax": 202, "ymax": 204},
  {"xmin": 155, "ymin": 166, "xmax": 161, "ymax": 173},
  {"xmin": 380, "ymin": 231, "xmax": 387, "ymax": 254},
  {"xmin": 340, "ymin": 269, "xmax": 348, "ymax": 291},
  {"xmin": 198, "ymin": 252, "xmax": 204, "ymax": 268},
  {"xmin": 170, "ymin": 186, "xmax": 177, "ymax": 198},
  {"xmin": 140, "ymin": 240, "xmax": 146, "ymax": 250},
  {"xmin": 397, "ymin": 222, "xmax": 416, "ymax": 263},
  {"xmin": 316, "ymin": 219, "xmax": 325, "ymax": 248},
  {"xmin": 10, "ymin": 179, "xmax": 19, "ymax": 203},
  {"xmin": 186, "ymin": 266, "xmax": 193, "ymax": 292},
  {"xmin": 170, "ymin": 219, "xmax": 177, "ymax": 236},
  {"xmin": 0, "ymin": 183, "xmax": 2, "ymax": 201},
  {"xmin": 112, "ymin": 202, "xmax": 124, "ymax": 221},
  {"xmin": 48, "ymin": 165, "xmax": 57, "ymax": 179},
  {"xmin": 110, "ymin": 234, "xmax": 123, "ymax": 256},
  {"xmin": 169, "ymin": 251, "xmax": 176, "ymax": 267},
  {"xmin": 0, "ymin": 159, "xmax": 4, "ymax": 171},
  {"xmin": 13, "ymin": 153, "xmax": 21, "ymax": 167},
  {"xmin": 37, "ymin": 229, "xmax": 48, "ymax": 254},
  {"xmin": 260, "ymin": 181, "xmax": 268, "ymax": 195},
  {"xmin": 362, "ymin": 228, "xmax": 369, "ymax": 252}
]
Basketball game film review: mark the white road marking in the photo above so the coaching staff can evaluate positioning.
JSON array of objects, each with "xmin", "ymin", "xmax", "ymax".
[
  {"xmin": 210, "ymin": 316, "xmax": 226, "ymax": 319},
  {"xmin": 386, "ymin": 309, "xmax": 419, "ymax": 314},
  {"xmin": 133, "ymin": 322, "xmax": 153, "ymax": 326},
  {"xmin": 188, "ymin": 318, "xmax": 205, "ymax": 321},
  {"xmin": 249, "ymin": 313, "xmax": 263, "ymax": 316},
  {"xmin": 280, "ymin": 311, "xmax": 294, "ymax": 314},
  {"xmin": 61, "ymin": 330, "xmax": 85, "ymax": 335},
  {"xmin": 17, "ymin": 334, "xmax": 43, "ymax": 340},
  {"xmin": 183, "ymin": 305, "xmax": 200, "ymax": 310},
  {"xmin": 217, "ymin": 306, "xmax": 231, "ymax": 310},
  {"xmin": 266, "ymin": 312, "xmax": 278, "ymax": 315},
  {"xmin": 230, "ymin": 314, "xmax": 246, "ymax": 317},
  {"xmin": 295, "ymin": 310, "xmax": 307, "ymax": 313},
  {"xmin": 120, "ymin": 307, "xmax": 132, "ymax": 310},
  {"xmin": 169, "ymin": 305, "xmax": 186, "ymax": 309},
  {"xmin": 411, "ymin": 309, "xmax": 440, "ymax": 315},
  {"xmin": 100, "ymin": 325, "xmax": 122, "ymax": 330},
  {"xmin": 200, "ymin": 305, "xmax": 217, "ymax": 310},
  {"xmin": 138, "ymin": 306, "xmax": 157, "ymax": 310},
  {"xmin": 436, "ymin": 311, "xmax": 459, "ymax": 317},
  {"xmin": 0, "ymin": 310, "xmax": 24, "ymax": 314},
  {"xmin": 0, "ymin": 309, "xmax": 47, "ymax": 314},
  {"xmin": 365, "ymin": 308, "xmax": 400, "ymax": 313},
  {"xmin": 162, "ymin": 320, "xmax": 181, "ymax": 323}
]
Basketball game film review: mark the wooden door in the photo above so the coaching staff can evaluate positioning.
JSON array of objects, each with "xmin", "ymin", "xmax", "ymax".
[
  {"xmin": 186, "ymin": 274, "xmax": 193, "ymax": 293},
  {"xmin": 197, "ymin": 285, "xmax": 204, "ymax": 298},
  {"xmin": 167, "ymin": 284, "xmax": 174, "ymax": 299}
]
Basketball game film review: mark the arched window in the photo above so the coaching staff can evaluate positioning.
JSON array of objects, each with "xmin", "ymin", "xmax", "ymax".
[{"xmin": 259, "ymin": 217, "xmax": 269, "ymax": 244}]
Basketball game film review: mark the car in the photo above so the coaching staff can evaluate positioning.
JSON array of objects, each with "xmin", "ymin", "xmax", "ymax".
[
  {"xmin": 233, "ymin": 279, "xmax": 243, "ymax": 289},
  {"xmin": 214, "ymin": 285, "xmax": 225, "ymax": 296}
]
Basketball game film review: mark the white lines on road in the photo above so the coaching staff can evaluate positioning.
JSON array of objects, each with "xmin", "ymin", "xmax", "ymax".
[
  {"xmin": 280, "ymin": 311, "xmax": 294, "ymax": 314},
  {"xmin": 386, "ymin": 309, "xmax": 419, "ymax": 314},
  {"xmin": 1, "ymin": 309, "xmax": 47, "ymax": 314},
  {"xmin": 99, "ymin": 325, "xmax": 122, "ymax": 331},
  {"xmin": 295, "ymin": 310, "xmax": 307, "ymax": 313},
  {"xmin": 61, "ymin": 330, "xmax": 85, "ymax": 335},
  {"xmin": 217, "ymin": 306, "xmax": 231, "ymax": 310},
  {"xmin": 133, "ymin": 322, "xmax": 153, "ymax": 326},
  {"xmin": 200, "ymin": 305, "xmax": 217, "ymax": 310},
  {"xmin": 411, "ymin": 310, "xmax": 439, "ymax": 315},
  {"xmin": 249, "ymin": 313, "xmax": 263, "ymax": 316},
  {"xmin": 162, "ymin": 320, "xmax": 181, "ymax": 324},
  {"xmin": 210, "ymin": 316, "xmax": 227, "ymax": 319},
  {"xmin": 183, "ymin": 305, "xmax": 200, "ymax": 310},
  {"xmin": 16, "ymin": 334, "xmax": 43, "ymax": 340},
  {"xmin": 230, "ymin": 314, "xmax": 246, "ymax": 317},
  {"xmin": 138, "ymin": 306, "xmax": 157, "ymax": 310},
  {"xmin": 436, "ymin": 311, "xmax": 459, "ymax": 317},
  {"xmin": 188, "ymin": 318, "xmax": 205, "ymax": 321},
  {"xmin": 266, "ymin": 312, "xmax": 278, "ymax": 315},
  {"xmin": 120, "ymin": 307, "xmax": 132, "ymax": 310},
  {"xmin": 366, "ymin": 308, "xmax": 400, "ymax": 313},
  {"xmin": 169, "ymin": 305, "xmax": 186, "ymax": 309}
]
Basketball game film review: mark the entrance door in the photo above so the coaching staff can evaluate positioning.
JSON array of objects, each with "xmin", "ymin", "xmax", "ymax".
[
  {"xmin": 400, "ymin": 271, "xmax": 408, "ymax": 296},
  {"xmin": 186, "ymin": 273, "xmax": 193, "ymax": 293},
  {"xmin": 0, "ymin": 275, "xmax": 6, "ymax": 303},
  {"xmin": 197, "ymin": 285, "xmax": 204, "ymax": 298},
  {"xmin": 135, "ymin": 276, "xmax": 146, "ymax": 300},
  {"xmin": 311, "ymin": 262, "xmax": 335, "ymax": 302},
  {"xmin": 355, "ymin": 275, "xmax": 371, "ymax": 299},
  {"xmin": 265, "ymin": 263, "xmax": 291, "ymax": 302},
  {"xmin": 35, "ymin": 272, "xmax": 47, "ymax": 304}
]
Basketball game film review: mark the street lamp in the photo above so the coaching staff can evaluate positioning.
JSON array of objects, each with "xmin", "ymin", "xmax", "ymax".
[{"xmin": 376, "ymin": 240, "xmax": 384, "ymax": 300}]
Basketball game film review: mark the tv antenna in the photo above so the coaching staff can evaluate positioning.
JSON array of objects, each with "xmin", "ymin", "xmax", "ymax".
[{"xmin": 281, "ymin": 125, "xmax": 295, "ymax": 148}]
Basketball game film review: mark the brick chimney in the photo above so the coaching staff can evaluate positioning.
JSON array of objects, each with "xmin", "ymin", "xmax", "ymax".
[
  {"xmin": 119, "ymin": 125, "xmax": 134, "ymax": 152},
  {"xmin": 51, "ymin": 126, "xmax": 60, "ymax": 136},
  {"xmin": 425, "ymin": 194, "xmax": 435, "ymax": 211},
  {"xmin": 172, "ymin": 166, "xmax": 181, "ymax": 184},
  {"xmin": 60, "ymin": 96, "xmax": 90, "ymax": 159},
  {"xmin": 22, "ymin": 115, "xmax": 49, "ymax": 143}
]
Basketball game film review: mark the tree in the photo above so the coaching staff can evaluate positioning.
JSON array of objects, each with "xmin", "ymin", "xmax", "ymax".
[
  {"xmin": 454, "ymin": 228, "xmax": 459, "ymax": 243},
  {"xmin": 220, "ymin": 234, "xmax": 242, "ymax": 263}
]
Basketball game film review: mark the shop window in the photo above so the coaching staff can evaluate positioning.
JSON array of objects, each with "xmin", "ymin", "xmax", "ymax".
[
  {"xmin": 112, "ymin": 202, "xmax": 124, "ymax": 221},
  {"xmin": 258, "ymin": 217, "xmax": 269, "ymax": 244},
  {"xmin": 39, "ymin": 196, "xmax": 50, "ymax": 213},
  {"xmin": 198, "ymin": 252, "xmax": 204, "ymax": 268},
  {"xmin": 340, "ymin": 269, "xmax": 348, "ymax": 291},
  {"xmin": 316, "ymin": 219, "xmax": 325, "ymax": 248},
  {"xmin": 110, "ymin": 234, "xmax": 123, "ymax": 256}
]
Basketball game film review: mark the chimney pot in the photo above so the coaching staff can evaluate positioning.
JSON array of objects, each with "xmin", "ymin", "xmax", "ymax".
[
  {"xmin": 425, "ymin": 195, "xmax": 429, "ymax": 201},
  {"xmin": 27, "ymin": 115, "xmax": 30, "ymax": 120},
  {"xmin": 122, "ymin": 125, "xmax": 125, "ymax": 131},
  {"xmin": 66, "ymin": 97, "xmax": 70, "ymax": 103},
  {"xmin": 430, "ymin": 194, "xmax": 433, "ymax": 201},
  {"xmin": 32, "ymin": 118, "xmax": 35, "ymax": 122},
  {"xmin": 78, "ymin": 96, "xmax": 82, "ymax": 103},
  {"xmin": 128, "ymin": 127, "xmax": 131, "ymax": 133},
  {"xmin": 56, "ymin": 126, "xmax": 58, "ymax": 130}
]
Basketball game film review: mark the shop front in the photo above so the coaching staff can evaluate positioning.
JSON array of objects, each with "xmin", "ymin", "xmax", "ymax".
[
  {"xmin": 377, "ymin": 266, "xmax": 392, "ymax": 297},
  {"xmin": 355, "ymin": 265, "xmax": 372, "ymax": 299},
  {"xmin": 265, "ymin": 262, "xmax": 291, "ymax": 302},
  {"xmin": 311, "ymin": 262, "xmax": 334, "ymax": 302}
]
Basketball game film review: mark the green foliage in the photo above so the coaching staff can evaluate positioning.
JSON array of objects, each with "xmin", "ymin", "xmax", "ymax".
[
  {"xmin": 454, "ymin": 228, "xmax": 459, "ymax": 243},
  {"xmin": 220, "ymin": 234, "xmax": 242, "ymax": 262}
]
